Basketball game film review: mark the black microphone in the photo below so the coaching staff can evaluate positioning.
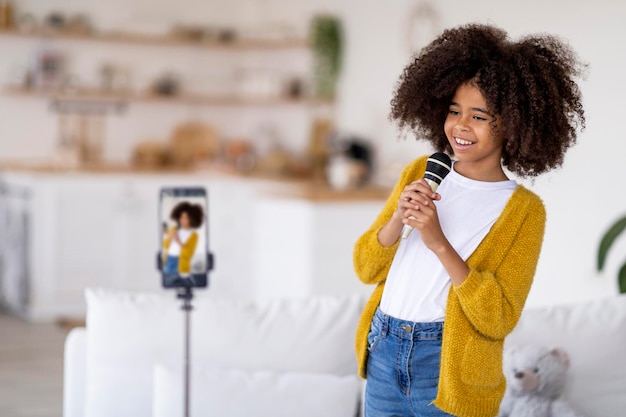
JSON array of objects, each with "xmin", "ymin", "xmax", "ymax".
[{"xmin": 401, "ymin": 152, "xmax": 452, "ymax": 239}]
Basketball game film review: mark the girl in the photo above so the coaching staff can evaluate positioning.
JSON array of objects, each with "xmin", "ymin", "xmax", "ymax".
[
  {"xmin": 354, "ymin": 24, "xmax": 584, "ymax": 417},
  {"xmin": 162, "ymin": 201, "xmax": 204, "ymax": 279}
]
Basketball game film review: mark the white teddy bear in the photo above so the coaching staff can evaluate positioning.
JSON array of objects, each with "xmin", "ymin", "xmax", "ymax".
[{"xmin": 498, "ymin": 345, "xmax": 585, "ymax": 417}]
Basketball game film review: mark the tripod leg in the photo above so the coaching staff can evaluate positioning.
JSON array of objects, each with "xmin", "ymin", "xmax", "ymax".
[{"xmin": 184, "ymin": 301, "xmax": 190, "ymax": 417}]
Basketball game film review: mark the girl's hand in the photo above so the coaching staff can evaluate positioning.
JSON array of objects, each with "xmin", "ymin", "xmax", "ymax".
[
  {"xmin": 401, "ymin": 179, "xmax": 447, "ymax": 251},
  {"xmin": 394, "ymin": 178, "xmax": 441, "ymax": 220},
  {"xmin": 171, "ymin": 230, "xmax": 181, "ymax": 245},
  {"xmin": 377, "ymin": 178, "xmax": 442, "ymax": 247}
]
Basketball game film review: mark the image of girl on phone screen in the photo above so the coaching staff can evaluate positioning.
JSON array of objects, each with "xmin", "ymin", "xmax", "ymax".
[{"xmin": 162, "ymin": 201, "xmax": 204, "ymax": 280}]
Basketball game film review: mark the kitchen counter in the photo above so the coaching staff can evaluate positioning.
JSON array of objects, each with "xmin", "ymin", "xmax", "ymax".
[{"xmin": 0, "ymin": 162, "xmax": 390, "ymax": 202}]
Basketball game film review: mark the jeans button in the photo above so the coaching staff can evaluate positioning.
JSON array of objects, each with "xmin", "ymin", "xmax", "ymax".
[{"xmin": 402, "ymin": 324, "xmax": 412, "ymax": 333}]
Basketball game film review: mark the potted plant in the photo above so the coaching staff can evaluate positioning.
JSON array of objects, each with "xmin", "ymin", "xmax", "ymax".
[
  {"xmin": 597, "ymin": 215, "xmax": 626, "ymax": 293},
  {"xmin": 311, "ymin": 14, "xmax": 342, "ymax": 100}
]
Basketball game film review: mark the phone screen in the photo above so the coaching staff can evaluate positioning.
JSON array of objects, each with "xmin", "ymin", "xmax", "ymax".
[{"xmin": 159, "ymin": 187, "xmax": 209, "ymax": 288}]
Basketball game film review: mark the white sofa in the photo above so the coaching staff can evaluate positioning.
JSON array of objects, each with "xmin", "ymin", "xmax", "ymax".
[
  {"xmin": 64, "ymin": 289, "xmax": 626, "ymax": 417},
  {"xmin": 64, "ymin": 288, "xmax": 366, "ymax": 417}
]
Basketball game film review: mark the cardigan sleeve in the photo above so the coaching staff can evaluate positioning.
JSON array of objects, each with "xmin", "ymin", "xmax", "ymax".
[
  {"xmin": 452, "ymin": 191, "xmax": 546, "ymax": 340},
  {"xmin": 178, "ymin": 231, "xmax": 198, "ymax": 274},
  {"xmin": 163, "ymin": 227, "xmax": 175, "ymax": 250},
  {"xmin": 353, "ymin": 156, "xmax": 427, "ymax": 285}
]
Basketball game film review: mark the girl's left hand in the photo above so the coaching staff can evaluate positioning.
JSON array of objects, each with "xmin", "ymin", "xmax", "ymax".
[{"xmin": 402, "ymin": 179, "xmax": 448, "ymax": 252}]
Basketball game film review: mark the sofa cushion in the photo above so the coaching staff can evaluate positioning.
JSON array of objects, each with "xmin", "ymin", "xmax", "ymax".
[
  {"xmin": 152, "ymin": 365, "xmax": 362, "ymax": 417},
  {"xmin": 506, "ymin": 294, "xmax": 626, "ymax": 417},
  {"xmin": 83, "ymin": 288, "xmax": 364, "ymax": 417}
]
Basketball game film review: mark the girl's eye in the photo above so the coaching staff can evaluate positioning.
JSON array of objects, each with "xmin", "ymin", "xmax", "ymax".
[
  {"xmin": 448, "ymin": 109, "xmax": 459, "ymax": 115},
  {"xmin": 473, "ymin": 115, "xmax": 487, "ymax": 121}
]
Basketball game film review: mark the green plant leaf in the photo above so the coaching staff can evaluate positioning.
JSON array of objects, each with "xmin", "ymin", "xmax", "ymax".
[
  {"xmin": 619, "ymin": 263, "xmax": 626, "ymax": 294},
  {"xmin": 597, "ymin": 216, "xmax": 626, "ymax": 271}
]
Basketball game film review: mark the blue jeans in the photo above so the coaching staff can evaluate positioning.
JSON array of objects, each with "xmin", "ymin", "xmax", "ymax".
[
  {"xmin": 365, "ymin": 308, "xmax": 454, "ymax": 417},
  {"xmin": 164, "ymin": 255, "xmax": 179, "ymax": 275}
]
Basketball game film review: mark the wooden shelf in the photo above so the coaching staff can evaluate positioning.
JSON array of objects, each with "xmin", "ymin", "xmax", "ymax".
[
  {"xmin": 2, "ymin": 86, "xmax": 333, "ymax": 108},
  {"xmin": 0, "ymin": 28, "xmax": 310, "ymax": 50}
]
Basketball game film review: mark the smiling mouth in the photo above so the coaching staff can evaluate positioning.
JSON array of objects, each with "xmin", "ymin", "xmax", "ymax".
[
  {"xmin": 455, "ymin": 137, "xmax": 475, "ymax": 146},
  {"xmin": 454, "ymin": 138, "xmax": 474, "ymax": 146}
]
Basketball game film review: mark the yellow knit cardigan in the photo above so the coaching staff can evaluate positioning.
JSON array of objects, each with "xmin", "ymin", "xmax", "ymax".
[
  {"xmin": 354, "ymin": 156, "xmax": 546, "ymax": 417},
  {"xmin": 163, "ymin": 227, "xmax": 198, "ymax": 274}
]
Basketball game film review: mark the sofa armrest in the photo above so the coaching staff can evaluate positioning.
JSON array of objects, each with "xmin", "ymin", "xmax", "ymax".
[{"xmin": 63, "ymin": 327, "xmax": 87, "ymax": 417}]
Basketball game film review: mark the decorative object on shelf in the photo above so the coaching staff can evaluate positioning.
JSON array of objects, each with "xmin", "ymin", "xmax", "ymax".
[
  {"xmin": 311, "ymin": 14, "xmax": 342, "ymax": 99},
  {"xmin": 307, "ymin": 117, "xmax": 334, "ymax": 181},
  {"xmin": 405, "ymin": 1, "xmax": 441, "ymax": 55},
  {"xmin": 55, "ymin": 113, "xmax": 80, "ymax": 169},
  {"xmin": 132, "ymin": 140, "xmax": 168, "ymax": 170},
  {"xmin": 29, "ymin": 45, "xmax": 65, "ymax": 90},
  {"xmin": 43, "ymin": 12, "xmax": 66, "ymax": 32},
  {"xmin": 327, "ymin": 154, "xmax": 366, "ymax": 191},
  {"xmin": 15, "ymin": 13, "xmax": 36, "ymax": 32},
  {"xmin": 0, "ymin": 0, "xmax": 14, "ymax": 29},
  {"xmin": 98, "ymin": 63, "xmax": 131, "ymax": 93},
  {"xmin": 597, "ymin": 215, "xmax": 626, "ymax": 293},
  {"xmin": 252, "ymin": 123, "xmax": 294, "ymax": 177},
  {"xmin": 53, "ymin": 112, "xmax": 105, "ymax": 169},
  {"xmin": 257, "ymin": 145, "xmax": 291, "ymax": 177},
  {"xmin": 99, "ymin": 64, "xmax": 116, "ymax": 92},
  {"xmin": 168, "ymin": 121, "xmax": 220, "ymax": 169},
  {"xmin": 170, "ymin": 24, "xmax": 206, "ymax": 42},
  {"xmin": 66, "ymin": 13, "xmax": 93, "ymax": 35},
  {"xmin": 78, "ymin": 114, "xmax": 105, "ymax": 166},
  {"xmin": 221, "ymin": 139, "xmax": 256, "ymax": 174},
  {"xmin": 60, "ymin": 73, "xmax": 81, "ymax": 92},
  {"xmin": 152, "ymin": 72, "xmax": 181, "ymax": 96},
  {"xmin": 285, "ymin": 76, "xmax": 305, "ymax": 99},
  {"xmin": 235, "ymin": 68, "xmax": 282, "ymax": 100},
  {"xmin": 326, "ymin": 135, "xmax": 373, "ymax": 190},
  {"xmin": 217, "ymin": 27, "xmax": 238, "ymax": 44}
]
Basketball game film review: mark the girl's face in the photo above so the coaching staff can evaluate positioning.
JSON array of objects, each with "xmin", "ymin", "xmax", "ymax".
[
  {"xmin": 179, "ymin": 212, "xmax": 191, "ymax": 229},
  {"xmin": 444, "ymin": 83, "xmax": 506, "ymax": 181}
]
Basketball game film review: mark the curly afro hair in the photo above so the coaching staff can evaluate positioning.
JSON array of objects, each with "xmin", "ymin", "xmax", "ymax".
[
  {"xmin": 170, "ymin": 201, "xmax": 204, "ymax": 228},
  {"xmin": 390, "ymin": 23, "xmax": 585, "ymax": 178}
]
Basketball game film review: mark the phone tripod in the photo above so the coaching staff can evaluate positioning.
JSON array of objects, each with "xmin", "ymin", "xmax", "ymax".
[
  {"xmin": 157, "ymin": 251, "xmax": 213, "ymax": 417},
  {"xmin": 177, "ymin": 286, "xmax": 194, "ymax": 417}
]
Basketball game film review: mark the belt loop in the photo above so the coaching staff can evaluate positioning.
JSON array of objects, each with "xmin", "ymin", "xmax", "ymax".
[{"xmin": 381, "ymin": 313, "xmax": 389, "ymax": 337}]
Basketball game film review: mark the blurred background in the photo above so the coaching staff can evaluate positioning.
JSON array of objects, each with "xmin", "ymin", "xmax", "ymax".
[
  {"xmin": 0, "ymin": 0, "xmax": 625, "ymax": 415},
  {"xmin": 0, "ymin": 0, "xmax": 626, "ymax": 321}
]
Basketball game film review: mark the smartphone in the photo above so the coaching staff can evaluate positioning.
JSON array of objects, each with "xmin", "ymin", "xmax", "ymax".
[{"xmin": 158, "ymin": 187, "xmax": 210, "ymax": 288}]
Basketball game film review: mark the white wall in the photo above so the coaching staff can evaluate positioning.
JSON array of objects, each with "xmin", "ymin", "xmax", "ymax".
[{"xmin": 1, "ymin": 0, "xmax": 625, "ymax": 307}]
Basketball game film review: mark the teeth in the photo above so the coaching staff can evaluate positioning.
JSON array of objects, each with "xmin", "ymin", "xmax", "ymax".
[{"xmin": 455, "ymin": 137, "xmax": 473, "ymax": 145}]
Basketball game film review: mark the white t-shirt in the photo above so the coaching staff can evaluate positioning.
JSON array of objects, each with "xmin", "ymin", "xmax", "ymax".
[
  {"xmin": 379, "ymin": 164, "xmax": 517, "ymax": 322},
  {"xmin": 167, "ymin": 228, "xmax": 193, "ymax": 256}
]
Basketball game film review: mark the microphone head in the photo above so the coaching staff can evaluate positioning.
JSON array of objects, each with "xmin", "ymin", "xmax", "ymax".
[{"xmin": 424, "ymin": 152, "xmax": 452, "ymax": 187}]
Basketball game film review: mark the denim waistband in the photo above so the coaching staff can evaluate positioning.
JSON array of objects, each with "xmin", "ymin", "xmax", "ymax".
[{"xmin": 373, "ymin": 307, "xmax": 443, "ymax": 340}]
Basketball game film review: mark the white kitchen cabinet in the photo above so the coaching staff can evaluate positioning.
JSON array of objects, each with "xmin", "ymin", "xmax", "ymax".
[
  {"xmin": 251, "ymin": 196, "xmax": 383, "ymax": 301},
  {"xmin": 0, "ymin": 173, "xmax": 161, "ymax": 320}
]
